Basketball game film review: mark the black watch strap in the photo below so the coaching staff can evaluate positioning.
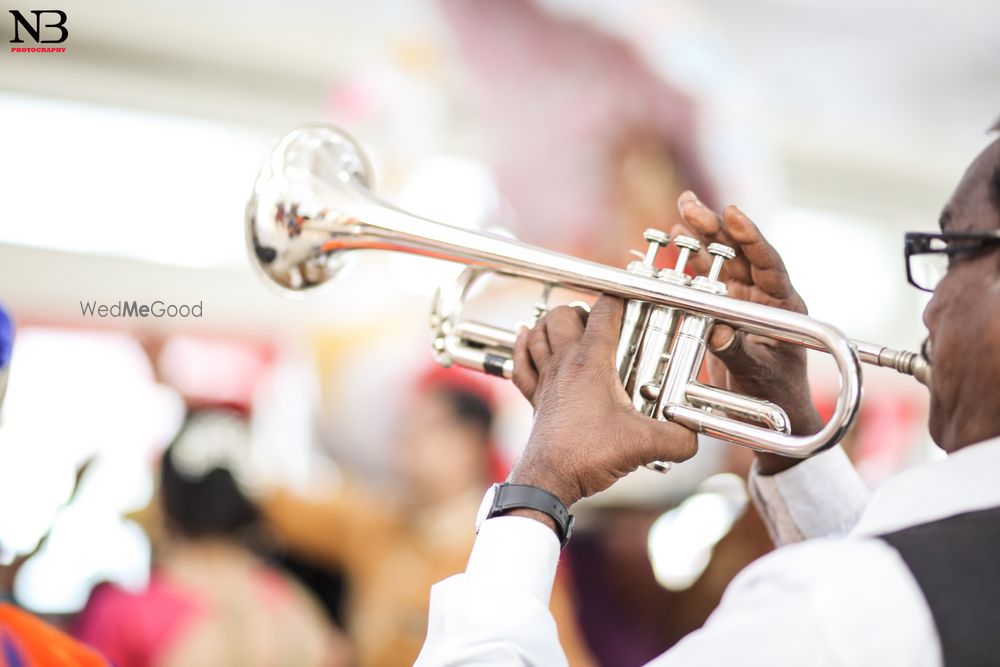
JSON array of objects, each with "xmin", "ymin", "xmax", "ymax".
[{"xmin": 486, "ymin": 483, "xmax": 575, "ymax": 548}]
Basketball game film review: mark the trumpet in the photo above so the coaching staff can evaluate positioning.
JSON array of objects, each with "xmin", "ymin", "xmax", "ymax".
[{"xmin": 246, "ymin": 124, "xmax": 929, "ymax": 460}]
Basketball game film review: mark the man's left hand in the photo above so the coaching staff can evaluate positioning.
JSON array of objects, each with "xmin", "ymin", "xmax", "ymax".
[{"xmin": 509, "ymin": 296, "xmax": 698, "ymax": 508}]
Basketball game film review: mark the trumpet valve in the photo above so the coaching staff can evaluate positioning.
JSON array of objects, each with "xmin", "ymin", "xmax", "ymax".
[
  {"xmin": 642, "ymin": 228, "xmax": 671, "ymax": 263},
  {"xmin": 628, "ymin": 228, "xmax": 672, "ymax": 276},
  {"xmin": 692, "ymin": 243, "xmax": 735, "ymax": 295},
  {"xmin": 658, "ymin": 235, "xmax": 701, "ymax": 285}
]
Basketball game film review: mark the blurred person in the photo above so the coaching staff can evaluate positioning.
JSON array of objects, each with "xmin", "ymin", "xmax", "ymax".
[
  {"xmin": 0, "ymin": 304, "xmax": 111, "ymax": 666},
  {"xmin": 76, "ymin": 409, "xmax": 350, "ymax": 667},
  {"xmin": 441, "ymin": 0, "xmax": 716, "ymax": 266},
  {"xmin": 263, "ymin": 368, "xmax": 596, "ymax": 667},
  {"xmin": 416, "ymin": 127, "xmax": 1000, "ymax": 666}
]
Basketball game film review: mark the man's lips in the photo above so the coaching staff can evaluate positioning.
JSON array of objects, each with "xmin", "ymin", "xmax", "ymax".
[{"xmin": 921, "ymin": 337, "xmax": 933, "ymax": 365}]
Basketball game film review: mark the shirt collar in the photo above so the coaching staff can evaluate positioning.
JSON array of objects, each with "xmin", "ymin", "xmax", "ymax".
[{"xmin": 852, "ymin": 436, "xmax": 1000, "ymax": 537}]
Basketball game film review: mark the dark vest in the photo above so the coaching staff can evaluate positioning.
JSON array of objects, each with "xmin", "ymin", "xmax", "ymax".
[{"xmin": 880, "ymin": 505, "xmax": 1000, "ymax": 667}]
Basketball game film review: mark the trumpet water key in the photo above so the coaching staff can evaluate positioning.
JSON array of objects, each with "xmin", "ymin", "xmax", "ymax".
[{"xmin": 247, "ymin": 123, "xmax": 930, "ymax": 460}]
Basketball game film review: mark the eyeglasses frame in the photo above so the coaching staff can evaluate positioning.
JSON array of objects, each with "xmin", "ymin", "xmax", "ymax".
[{"xmin": 903, "ymin": 231, "xmax": 1000, "ymax": 292}]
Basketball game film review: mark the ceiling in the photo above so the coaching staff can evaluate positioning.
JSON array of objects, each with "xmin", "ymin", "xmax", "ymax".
[{"xmin": 0, "ymin": 0, "xmax": 996, "ymax": 349}]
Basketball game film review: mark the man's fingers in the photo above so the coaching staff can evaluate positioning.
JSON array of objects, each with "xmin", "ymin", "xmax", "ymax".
[
  {"xmin": 677, "ymin": 191, "xmax": 726, "ymax": 239},
  {"xmin": 674, "ymin": 197, "xmax": 800, "ymax": 305},
  {"xmin": 544, "ymin": 305, "xmax": 587, "ymax": 353},
  {"xmin": 676, "ymin": 192, "xmax": 724, "ymax": 275},
  {"xmin": 721, "ymin": 206, "xmax": 796, "ymax": 301},
  {"xmin": 512, "ymin": 325, "xmax": 538, "ymax": 402},
  {"xmin": 580, "ymin": 295, "xmax": 624, "ymax": 356},
  {"xmin": 513, "ymin": 304, "xmax": 591, "ymax": 404},
  {"xmin": 526, "ymin": 318, "xmax": 553, "ymax": 373},
  {"xmin": 676, "ymin": 192, "xmax": 751, "ymax": 283},
  {"xmin": 721, "ymin": 205, "xmax": 776, "ymax": 267}
]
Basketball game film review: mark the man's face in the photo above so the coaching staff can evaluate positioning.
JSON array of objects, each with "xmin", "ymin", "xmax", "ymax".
[{"xmin": 922, "ymin": 137, "xmax": 1000, "ymax": 452}]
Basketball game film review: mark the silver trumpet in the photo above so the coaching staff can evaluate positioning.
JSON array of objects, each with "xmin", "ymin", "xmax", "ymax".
[{"xmin": 246, "ymin": 124, "xmax": 929, "ymax": 460}]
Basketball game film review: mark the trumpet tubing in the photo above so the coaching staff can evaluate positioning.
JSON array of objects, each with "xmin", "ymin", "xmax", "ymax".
[{"xmin": 247, "ymin": 124, "xmax": 929, "ymax": 460}]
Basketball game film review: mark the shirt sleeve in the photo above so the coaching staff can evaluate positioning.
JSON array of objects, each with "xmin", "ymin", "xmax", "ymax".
[
  {"xmin": 417, "ymin": 517, "xmax": 940, "ymax": 667},
  {"xmin": 414, "ymin": 516, "xmax": 567, "ymax": 667},
  {"xmin": 646, "ymin": 538, "xmax": 940, "ymax": 667},
  {"xmin": 748, "ymin": 445, "xmax": 871, "ymax": 546}
]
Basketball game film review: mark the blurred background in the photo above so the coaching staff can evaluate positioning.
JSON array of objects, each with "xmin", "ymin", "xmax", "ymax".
[{"xmin": 0, "ymin": 0, "xmax": 997, "ymax": 665}]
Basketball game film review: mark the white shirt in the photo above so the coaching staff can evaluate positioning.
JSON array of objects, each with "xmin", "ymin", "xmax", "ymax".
[{"xmin": 416, "ymin": 437, "xmax": 1000, "ymax": 666}]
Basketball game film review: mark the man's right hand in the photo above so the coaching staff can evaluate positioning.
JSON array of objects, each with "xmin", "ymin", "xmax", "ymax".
[{"xmin": 674, "ymin": 191, "xmax": 823, "ymax": 474}]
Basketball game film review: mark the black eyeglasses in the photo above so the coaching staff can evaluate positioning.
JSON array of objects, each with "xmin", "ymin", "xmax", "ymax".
[{"xmin": 904, "ymin": 231, "xmax": 1000, "ymax": 292}]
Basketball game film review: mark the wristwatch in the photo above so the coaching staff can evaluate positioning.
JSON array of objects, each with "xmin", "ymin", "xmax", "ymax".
[{"xmin": 475, "ymin": 482, "xmax": 575, "ymax": 548}]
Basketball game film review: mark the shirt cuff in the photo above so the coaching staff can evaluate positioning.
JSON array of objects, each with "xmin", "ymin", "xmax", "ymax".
[
  {"xmin": 468, "ymin": 516, "xmax": 561, "ymax": 606},
  {"xmin": 749, "ymin": 445, "xmax": 870, "ymax": 546}
]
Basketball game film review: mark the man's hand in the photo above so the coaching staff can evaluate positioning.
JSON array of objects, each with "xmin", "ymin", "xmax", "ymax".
[
  {"xmin": 509, "ymin": 297, "xmax": 698, "ymax": 508},
  {"xmin": 674, "ymin": 191, "xmax": 823, "ymax": 473}
]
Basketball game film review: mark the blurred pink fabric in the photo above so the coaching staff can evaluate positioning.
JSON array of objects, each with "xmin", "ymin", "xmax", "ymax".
[
  {"xmin": 75, "ymin": 544, "xmax": 344, "ymax": 667},
  {"xmin": 441, "ymin": 0, "xmax": 715, "ymax": 256},
  {"xmin": 76, "ymin": 578, "xmax": 198, "ymax": 667}
]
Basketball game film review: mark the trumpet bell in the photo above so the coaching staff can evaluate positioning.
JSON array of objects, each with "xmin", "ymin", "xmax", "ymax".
[{"xmin": 246, "ymin": 124, "xmax": 374, "ymax": 292}]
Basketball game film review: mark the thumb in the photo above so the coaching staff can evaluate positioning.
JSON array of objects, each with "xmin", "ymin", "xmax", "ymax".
[
  {"xmin": 632, "ymin": 417, "xmax": 699, "ymax": 467},
  {"xmin": 708, "ymin": 322, "xmax": 737, "ymax": 352},
  {"xmin": 708, "ymin": 325, "xmax": 762, "ymax": 377},
  {"xmin": 580, "ymin": 295, "xmax": 624, "ymax": 357}
]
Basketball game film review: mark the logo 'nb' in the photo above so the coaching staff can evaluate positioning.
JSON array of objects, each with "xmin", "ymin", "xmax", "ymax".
[{"xmin": 9, "ymin": 10, "xmax": 68, "ymax": 44}]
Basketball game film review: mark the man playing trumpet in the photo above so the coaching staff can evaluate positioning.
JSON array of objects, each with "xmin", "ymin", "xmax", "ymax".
[{"xmin": 416, "ymin": 126, "xmax": 1000, "ymax": 666}]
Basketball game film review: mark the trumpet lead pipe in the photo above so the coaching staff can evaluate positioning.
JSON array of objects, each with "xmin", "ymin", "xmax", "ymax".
[
  {"xmin": 449, "ymin": 323, "xmax": 930, "ymax": 388},
  {"xmin": 852, "ymin": 341, "xmax": 931, "ymax": 386}
]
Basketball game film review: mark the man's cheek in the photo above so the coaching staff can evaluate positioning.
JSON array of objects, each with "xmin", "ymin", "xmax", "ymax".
[{"xmin": 927, "ymin": 397, "xmax": 944, "ymax": 446}]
